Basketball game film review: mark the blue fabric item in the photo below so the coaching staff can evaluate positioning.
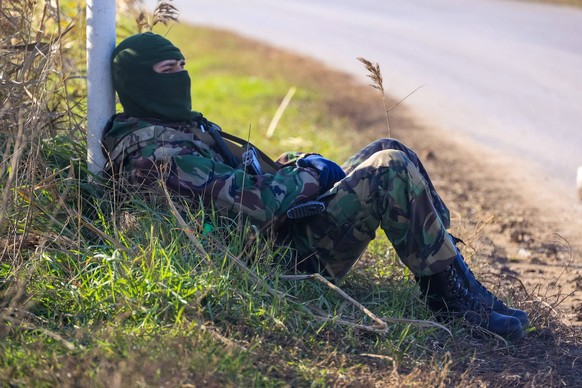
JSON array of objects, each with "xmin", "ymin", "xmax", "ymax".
[{"xmin": 297, "ymin": 155, "xmax": 346, "ymax": 192}]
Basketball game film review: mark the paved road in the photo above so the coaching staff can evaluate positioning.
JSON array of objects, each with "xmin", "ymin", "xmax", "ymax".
[{"xmin": 153, "ymin": 0, "xmax": 582, "ymax": 203}]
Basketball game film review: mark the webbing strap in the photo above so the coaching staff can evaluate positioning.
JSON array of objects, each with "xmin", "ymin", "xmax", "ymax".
[
  {"xmin": 220, "ymin": 131, "xmax": 280, "ymax": 173},
  {"xmin": 190, "ymin": 126, "xmax": 280, "ymax": 174}
]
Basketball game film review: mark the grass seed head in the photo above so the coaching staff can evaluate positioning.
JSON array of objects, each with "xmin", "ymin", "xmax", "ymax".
[
  {"xmin": 153, "ymin": 0, "xmax": 179, "ymax": 27},
  {"xmin": 357, "ymin": 57, "xmax": 384, "ymax": 93},
  {"xmin": 136, "ymin": 0, "xmax": 179, "ymax": 32}
]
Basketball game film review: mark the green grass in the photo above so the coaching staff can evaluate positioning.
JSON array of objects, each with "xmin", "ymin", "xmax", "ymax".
[
  {"xmin": 4, "ymin": 2, "xmax": 573, "ymax": 386},
  {"xmin": 0, "ymin": 10, "xmax": 452, "ymax": 385},
  {"xmin": 2, "ymin": 191, "xmax": 443, "ymax": 385},
  {"xmin": 166, "ymin": 23, "xmax": 360, "ymax": 161}
]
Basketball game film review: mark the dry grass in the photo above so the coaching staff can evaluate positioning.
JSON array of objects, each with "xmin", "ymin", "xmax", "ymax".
[
  {"xmin": 357, "ymin": 57, "xmax": 392, "ymax": 138},
  {"xmin": 2, "ymin": 1, "xmax": 582, "ymax": 386},
  {"xmin": 0, "ymin": 0, "xmax": 82, "ymax": 244},
  {"xmin": 136, "ymin": 0, "xmax": 179, "ymax": 33}
]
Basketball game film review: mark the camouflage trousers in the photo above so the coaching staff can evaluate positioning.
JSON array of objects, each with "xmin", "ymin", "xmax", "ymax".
[{"xmin": 288, "ymin": 139, "xmax": 457, "ymax": 278}]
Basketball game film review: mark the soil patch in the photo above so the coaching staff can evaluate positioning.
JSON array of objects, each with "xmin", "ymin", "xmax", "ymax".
[{"xmin": 396, "ymin": 111, "xmax": 582, "ymax": 328}]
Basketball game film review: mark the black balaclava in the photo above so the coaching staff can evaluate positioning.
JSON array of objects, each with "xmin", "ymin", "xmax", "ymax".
[{"xmin": 111, "ymin": 32, "xmax": 193, "ymax": 121}]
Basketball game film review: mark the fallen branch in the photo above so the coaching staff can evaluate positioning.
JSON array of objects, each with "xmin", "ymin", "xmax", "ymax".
[{"xmin": 280, "ymin": 273, "xmax": 452, "ymax": 336}]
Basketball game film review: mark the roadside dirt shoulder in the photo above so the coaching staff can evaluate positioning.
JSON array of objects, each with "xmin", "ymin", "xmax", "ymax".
[{"xmin": 395, "ymin": 117, "xmax": 582, "ymax": 327}]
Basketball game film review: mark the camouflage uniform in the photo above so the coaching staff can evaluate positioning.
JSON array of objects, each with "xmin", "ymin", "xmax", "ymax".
[
  {"xmin": 102, "ymin": 114, "xmax": 321, "ymax": 229},
  {"xmin": 287, "ymin": 139, "xmax": 456, "ymax": 278},
  {"xmin": 102, "ymin": 115, "xmax": 458, "ymax": 279}
]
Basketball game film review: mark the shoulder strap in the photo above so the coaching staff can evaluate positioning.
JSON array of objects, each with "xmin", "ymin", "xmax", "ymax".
[
  {"xmin": 189, "ymin": 125, "xmax": 280, "ymax": 174},
  {"xmin": 219, "ymin": 131, "xmax": 281, "ymax": 174}
]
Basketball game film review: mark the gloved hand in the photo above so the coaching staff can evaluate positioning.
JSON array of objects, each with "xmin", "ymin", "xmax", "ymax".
[{"xmin": 297, "ymin": 154, "xmax": 346, "ymax": 192}]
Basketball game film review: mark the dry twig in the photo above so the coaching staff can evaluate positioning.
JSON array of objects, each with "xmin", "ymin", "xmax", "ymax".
[
  {"xmin": 266, "ymin": 87, "xmax": 296, "ymax": 139},
  {"xmin": 280, "ymin": 273, "xmax": 452, "ymax": 336},
  {"xmin": 161, "ymin": 178, "xmax": 211, "ymax": 263},
  {"xmin": 1, "ymin": 309, "xmax": 78, "ymax": 351},
  {"xmin": 159, "ymin": 177, "xmax": 289, "ymax": 300}
]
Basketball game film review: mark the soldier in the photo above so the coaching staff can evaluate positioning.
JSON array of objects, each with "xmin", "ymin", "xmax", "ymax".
[{"xmin": 103, "ymin": 32, "xmax": 529, "ymax": 339}]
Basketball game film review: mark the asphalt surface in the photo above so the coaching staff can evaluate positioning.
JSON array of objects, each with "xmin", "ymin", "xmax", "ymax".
[{"xmin": 148, "ymin": 0, "xmax": 582, "ymax": 204}]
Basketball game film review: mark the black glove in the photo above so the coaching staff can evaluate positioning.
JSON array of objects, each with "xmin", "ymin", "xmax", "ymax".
[{"xmin": 297, "ymin": 155, "xmax": 346, "ymax": 192}]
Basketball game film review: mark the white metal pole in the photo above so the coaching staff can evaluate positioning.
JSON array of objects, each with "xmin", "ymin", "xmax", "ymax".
[{"xmin": 86, "ymin": 0, "xmax": 116, "ymax": 175}]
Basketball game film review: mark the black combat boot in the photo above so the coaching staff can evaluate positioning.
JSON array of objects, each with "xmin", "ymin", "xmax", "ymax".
[
  {"xmin": 417, "ymin": 258, "xmax": 525, "ymax": 340},
  {"xmin": 449, "ymin": 236, "xmax": 529, "ymax": 328},
  {"xmin": 451, "ymin": 252, "xmax": 529, "ymax": 327}
]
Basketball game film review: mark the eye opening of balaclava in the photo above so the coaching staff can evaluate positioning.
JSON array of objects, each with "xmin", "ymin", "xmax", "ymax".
[{"xmin": 111, "ymin": 32, "xmax": 193, "ymax": 121}]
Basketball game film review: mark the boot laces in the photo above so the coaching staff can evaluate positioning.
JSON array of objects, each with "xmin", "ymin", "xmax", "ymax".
[
  {"xmin": 445, "ymin": 265, "xmax": 489, "ymax": 313},
  {"xmin": 450, "ymin": 234, "xmax": 507, "ymax": 309}
]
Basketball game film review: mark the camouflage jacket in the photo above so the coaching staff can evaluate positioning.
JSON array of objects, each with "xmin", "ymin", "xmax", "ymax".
[{"xmin": 101, "ymin": 114, "xmax": 322, "ymax": 229}]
